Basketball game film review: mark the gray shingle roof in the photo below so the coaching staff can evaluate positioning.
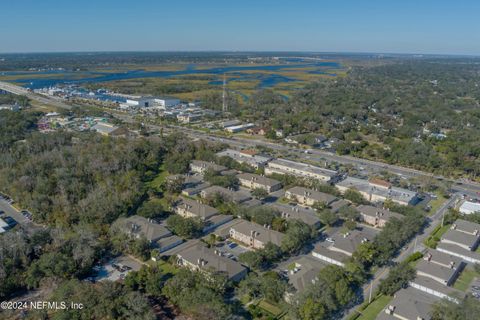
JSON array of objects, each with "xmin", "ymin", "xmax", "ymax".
[
  {"xmin": 415, "ymin": 260, "xmax": 458, "ymax": 284},
  {"xmin": 201, "ymin": 185, "xmax": 251, "ymax": 203},
  {"xmin": 451, "ymin": 219, "xmax": 480, "ymax": 235},
  {"xmin": 237, "ymin": 173, "xmax": 282, "ymax": 188},
  {"xmin": 267, "ymin": 203, "xmax": 321, "ymax": 227},
  {"xmin": 231, "ymin": 219, "xmax": 285, "ymax": 246},
  {"xmin": 377, "ymin": 288, "xmax": 439, "ymax": 320},
  {"xmin": 174, "ymin": 197, "xmax": 219, "ymax": 219},
  {"xmin": 286, "ymin": 255, "xmax": 327, "ymax": 293},
  {"xmin": 177, "ymin": 242, "xmax": 247, "ymax": 280},
  {"xmin": 441, "ymin": 229, "xmax": 480, "ymax": 249},
  {"xmin": 120, "ymin": 215, "xmax": 172, "ymax": 242},
  {"xmin": 190, "ymin": 160, "xmax": 227, "ymax": 172},
  {"xmin": 357, "ymin": 205, "xmax": 404, "ymax": 221},
  {"xmin": 286, "ymin": 186, "xmax": 337, "ymax": 204},
  {"xmin": 329, "ymin": 228, "xmax": 378, "ymax": 255}
]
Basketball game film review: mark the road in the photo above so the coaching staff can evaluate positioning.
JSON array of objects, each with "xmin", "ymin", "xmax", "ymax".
[
  {"xmin": 2, "ymin": 79, "xmax": 480, "ymax": 196},
  {"xmin": 0, "ymin": 80, "xmax": 73, "ymax": 110},
  {"xmin": 343, "ymin": 193, "xmax": 460, "ymax": 319},
  {"xmin": 0, "ymin": 198, "xmax": 43, "ymax": 234}
]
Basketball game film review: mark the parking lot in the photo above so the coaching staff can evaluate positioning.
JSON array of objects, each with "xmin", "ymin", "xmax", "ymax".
[
  {"xmin": 468, "ymin": 277, "xmax": 480, "ymax": 299},
  {"xmin": 214, "ymin": 240, "xmax": 251, "ymax": 261},
  {"xmin": 0, "ymin": 196, "xmax": 43, "ymax": 234},
  {"xmin": 92, "ymin": 256, "xmax": 143, "ymax": 282}
]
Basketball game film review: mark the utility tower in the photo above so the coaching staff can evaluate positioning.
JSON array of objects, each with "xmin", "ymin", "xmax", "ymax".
[{"xmin": 222, "ymin": 73, "xmax": 227, "ymax": 112}]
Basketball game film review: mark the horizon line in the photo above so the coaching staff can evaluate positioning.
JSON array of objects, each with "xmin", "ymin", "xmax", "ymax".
[{"xmin": 0, "ymin": 50, "xmax": 479, "ymax": 58}]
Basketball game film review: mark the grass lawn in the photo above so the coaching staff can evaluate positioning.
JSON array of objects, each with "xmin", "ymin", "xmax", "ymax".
[
  {"xmin": 454, "ymin": 268, "xmax": 479, "ymax": 292},
  {"xmin": 424, "ymin": 223, "xmax": 450, "ymax": 248},
  {"xmin": 432, "ymin": 224, "xmax": 450, "ymax": 238},
  {"xmin": 154, "ymin": 260, "xmax": 179, "ymax": 276},
  {"xmin": 356, "ymin": 295, "xmax": 392, "ymax": 320},
  {"xmin": 146, "ymin": 165, "xmax": 168, "ymax": 191},
  {"xmin": 258, "ymin": 299, "xmax": 284, "ymax": 317},
  {"xmin": 428, "ymin": 191, "xmax": 448, "ymax": 215}
]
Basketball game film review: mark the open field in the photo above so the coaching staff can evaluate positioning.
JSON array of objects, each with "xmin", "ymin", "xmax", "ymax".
[{"xmin": 454, "ymin": 267, "xmax": 479, "ymax": 292}]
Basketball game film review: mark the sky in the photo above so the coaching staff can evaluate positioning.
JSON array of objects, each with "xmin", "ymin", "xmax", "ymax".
[{"xmin": 1, "ymin": 0, "xmax": 479, "ymax": 55}]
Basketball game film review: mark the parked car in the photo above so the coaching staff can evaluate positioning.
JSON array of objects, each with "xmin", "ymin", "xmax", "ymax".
[{"xmin": 3, "ymin": 216, "xmax": 17, "ymax": 228}]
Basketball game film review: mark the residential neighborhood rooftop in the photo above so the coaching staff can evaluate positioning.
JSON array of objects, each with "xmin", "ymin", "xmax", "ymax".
[
  {"xmin": 119, "ymin": 215, "xmax": 172, "ymax": 242},
  {"xmin": 415, "ymin": 259, "xmax": 459, "ymax": 284},
  {"xmin": 441, "ymin": 229, "xmax": 480, "ymax": 250},
  {"xmin": 190, "ymin": 160, "xmax": 227, "ymax": 173},
  {"xmin": 174, "ymin": 197, "xmax": 219, "ymax": 220},
  {"xmin": 285, "ymin": 255, "xmax": 327, "ymax": 293},
  {"xmin": 216, "ymin": 149, "xmax": 271, "ymax": 168},
  {"xmin": 423, "ymin": 249, "xmax": 464, "ymax": 269},
  {"xmin": 231, "ymin": 219, "xmax": 285, "ymax": 247},
  {"xmin": 377, "ymin": 287, "xmax": 439, "ymax": 320},
  {"xmin": 357, "ymin": 205, "xmax": 404, "ymax": 221},
  {"xmin": 267, "ymin": 203, "xmax": 321, "ymax": 227},
  {"xmin": 285, "ymin": 186, "xmax": 338, "ymax": 205},
  {"xmin": 266, "ymin": 158, "xmax": 337, "ymax": 179},
  {"xmin": 336, "ymin": 176, "xmax": 417, "ymax": 205},
  {"xmin": 237, "ymin": 173, "xmax": 282, "ymax": 188},
  {"xmin": 176, "ymin": 242, "xmax": 247, "ymax": 281},
  {"xmin": 200, "ymin": 185, "xmax": 251, "ymax": 203},
  {"xmin": 450, "ymin": 219, "xmax": 480, "ymax": 235},
  {"xmin": 328, "ymin": 228, "xmax": 378, "ymax": 256}
]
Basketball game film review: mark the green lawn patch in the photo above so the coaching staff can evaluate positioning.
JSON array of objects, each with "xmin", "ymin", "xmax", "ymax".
[
  {"xmin": 287, "ymin": 263, "xmax": 296, "ymax": 271},
  {"xmin": 424, "ymin": 224, "xmax": 450, "ymax": 248},
  {"xmin": 454, "ymin": 268, "xmax": 479, "ymax": 292},
  {"xmin": 258, "ymin": 299, "xmax": 283, "ymax": 317},
  {"xmin": 147, "ymin": 164, "xmax": 168, "ymax": 191},
  {"xmin": 356, "ymin": 295, "xmax": 392, "ymax": 320},
  {"xmin": 152, "ymin": 260, "xmax": 179, "ymax": 276},
  {"xmin": 428, "ymin": 191, "xmax": 448, "ymax": 215}
]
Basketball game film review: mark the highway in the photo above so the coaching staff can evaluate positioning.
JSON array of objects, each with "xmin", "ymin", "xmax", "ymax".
[
  {"xmin": 2, "ymin": 79, "xmax": 479, "ymax": 196},
  {"xmin": 0, "ymin": 80, "xmax": 73, "ymax": 110}
]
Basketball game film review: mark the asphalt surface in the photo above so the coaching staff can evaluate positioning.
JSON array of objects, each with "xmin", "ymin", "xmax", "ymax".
[{"xmin": 0, "ymin": 198, "xmax": 42, "ymax": 234}]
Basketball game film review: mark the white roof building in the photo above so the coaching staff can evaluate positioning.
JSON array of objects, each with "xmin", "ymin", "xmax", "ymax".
[
  {"xmin": 459, "ymin": 201, "xmax": 480, "ymax": 215},
  {"xmin": 265, "ymin": 158, "xmax": 337, "ymax": 182}
]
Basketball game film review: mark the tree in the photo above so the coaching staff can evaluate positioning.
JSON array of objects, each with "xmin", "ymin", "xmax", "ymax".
[
  {"xmin": 162, "ymin": 269, "xmax": 231, "ymax": 320},
  {"xmin": 238, "ymin": 243, "xmax": 282, "ymax": 270},
  {"xmin": 238, "ymin": 251, "xmax": 265, "ymax": 270},
  {"xmin": 281, "ymin": 220, "xmax": 315, "ymax": 254},
  {"xmin": 378, "ymin": 262, "xmax": 415, "ymax": 295},
  {"xmin": 164, "ymin": 175, "xmax": 185, "ymax": 194},
  {"xmin": 251, "ymin": 206, "xmax": 277, "ymax": 226},
  {"xmin": 290, "ymin": 265, "xmax": 357, "ymax": 320},
  {"xmin": 131, "ymin": 237, "xmax": 151, "ymax": 261},
  {"xmin": 204, "ymin": 169, "xmax": 239, "ymax": 189},
  {"xmin": 251, "ymin": 188, "xmax": 268, "ymax": 200},
  {"xmin": 338, "ymin": 206, "xmax": 360, "ymax": 222},
  {"xmin": 344, "ymin": 189, "xmax": 368, "ymax": 205},
  {"xmin": 166, "ymin": 215, "xmax": 204, "ymax": 238},
  {"xmin": 125, "ymin": 265, "xmax": 164, "ymax": 296},
  {"xmin": 49, "ymin": 279, "xmax": 156, "ymax": 320},
  {"xmin": 237, "ymin": 272, "xmax": 287, "ymax": 303},
  {"xmin": 318, "ymin": 209, "xmax": 337, "ymax": 226},
  {"xmin": 431, "ymin": 295, "xmax": 480, "ymax": 320},
  {"xmin": 137, "ymin": 199, "xmax": 165, "ymax": 219},
  {"xmin": 344, "ymin": 220, "xmax": 357, "ymax": 230}
]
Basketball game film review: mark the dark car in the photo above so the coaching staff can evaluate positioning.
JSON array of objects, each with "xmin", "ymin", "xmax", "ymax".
[{"xmin": 2, "ymin": 216, "xmax": 17, "ymax": 228}]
